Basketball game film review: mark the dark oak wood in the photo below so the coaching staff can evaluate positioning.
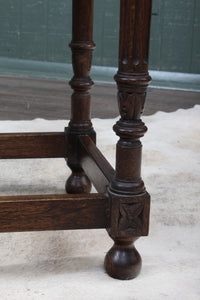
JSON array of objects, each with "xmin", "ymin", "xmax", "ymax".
[
  {"xmin": 0, "ymin": 132, "xmax": 67, "ymax": 159},
  {"xmin": 0, "ymin": 0, "xmax": 153, "ymax": 281},
  {"xmin": 105, "ymin": 0, "xmax": 152, "ymax": 280},
  {"xmin": 104, "ymin": 237, "xmax": 142, "ymax": 280},
  {"xmin": 65, "ymin": 0, "xmax": 96, "ymax": 194},
  {"xmin": 79, "ymin": 135, "xmax": 115, "ymax": 193},
  {"xmin": 0, "ymin": 193, "xmax": 107, "ymax": 232}
]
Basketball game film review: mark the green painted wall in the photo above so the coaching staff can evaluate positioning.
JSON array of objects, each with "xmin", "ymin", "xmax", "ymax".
[{"xmin": 0, "ymin": 0, "xmax": 200, "ymax": 73}]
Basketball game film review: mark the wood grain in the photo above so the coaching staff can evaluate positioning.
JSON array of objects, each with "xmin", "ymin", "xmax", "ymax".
[
  {"xmin": 0, "ymin": 132, "xmax": 67, "ymax": 159},
  {"xmin": 79, "ymin": 135, "xmax": 115, "ymax": 193},
  {"xmin": 65, "ymin": 0, "xmax": 96, "ymax": 195},
  {"xmin": 105, "ymin": 0, "xmax": 152, "ymax": 280},
  {"xmin": 0, "ymin": 193, "xmax": 107, "ymax": 232}
]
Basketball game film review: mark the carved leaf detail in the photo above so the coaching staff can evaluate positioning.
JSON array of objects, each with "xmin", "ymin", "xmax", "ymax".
[
  {"xmin": 118, "ymin": 92, "xmax": 146, "ymax": 120},
  {"xmin": 118, "ymin": 92, "xmax": 134, "ymax": 119},
  {"xmin": 118, "ymin": 202, "xmax": 144, "ymax": 232}
]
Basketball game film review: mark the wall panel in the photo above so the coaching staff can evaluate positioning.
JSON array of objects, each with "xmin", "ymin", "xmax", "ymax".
[{"xmin": 0, "ymin": 0, "xmax": 199, "ymax": 73}]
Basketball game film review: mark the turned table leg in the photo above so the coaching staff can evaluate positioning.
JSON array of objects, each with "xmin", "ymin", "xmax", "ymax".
[
  {"xmin": 104, "ymin": 0, "xmax": 152, "ymax": 280},
  {"xmin": 65, "ymin": 0, "xmax": 96, "ymax": 194}
]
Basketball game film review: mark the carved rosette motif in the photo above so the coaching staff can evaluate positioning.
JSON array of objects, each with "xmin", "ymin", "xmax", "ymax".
[
  {"xmin": 119, "ymin": 202, "xmax": 144, "ymax": 232},
  {"xmin": 108, "ymin": 191, "xmax": 150, "ymax": 238},
  {"xmin": 107, "ymin": 0, "xmax": 153, "ymax": 239},
  {"xmin": 108, "ymin": 76, "xmax": 151, "ymax": 237},
  {"xmin": 105, "ymin": 0, "xmax": 153, "ymax": 280}
]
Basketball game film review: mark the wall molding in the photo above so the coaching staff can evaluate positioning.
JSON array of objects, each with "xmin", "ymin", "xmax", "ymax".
[{"xmin": 0, "ymin": 57, "xmax": 200, "ymax": 92}]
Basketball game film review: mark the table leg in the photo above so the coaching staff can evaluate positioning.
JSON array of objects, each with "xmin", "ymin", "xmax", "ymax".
[
  {"xmin": 105, "ymin": 0, "xmax": 152, "ymax": 280},
  {"xmin": 66, "ymin": 0, "xmax": 96, "ymax": 194}
]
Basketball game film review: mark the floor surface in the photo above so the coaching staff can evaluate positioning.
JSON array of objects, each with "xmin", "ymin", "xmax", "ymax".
[
  {"xmin": 0, "ymin": 106, "xmax": 199, "ymax": 299},
  {"xmin": 0, "ymin": 75, "xmax": 199, "ymax": 120}
]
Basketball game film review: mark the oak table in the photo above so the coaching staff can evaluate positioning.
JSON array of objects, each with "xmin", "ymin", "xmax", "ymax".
[{"xmin": 0, "ymin": 0, "xmax": 152, "ymax": 280}]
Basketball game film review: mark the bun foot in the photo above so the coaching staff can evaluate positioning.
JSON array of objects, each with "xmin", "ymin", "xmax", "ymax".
[
  {"xmin": 104, "ymin": 237, "xmax": 141, "ymax": 280},
  {"xmin": 65, "ymin": 171, "xmax": 91, "ymax": 194}
]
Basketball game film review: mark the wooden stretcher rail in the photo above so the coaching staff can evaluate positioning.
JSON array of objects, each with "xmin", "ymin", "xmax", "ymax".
[
  {"xmin": 0, "ymin": 132, "xmax": 67, "ymax": 159},
  {"xmin": 79, "ymin": 135, "xmax": 115, "ymax": 193},
  {"xmin": 0, "ymin": 193, "xmax": 107, "ymax": 232}
]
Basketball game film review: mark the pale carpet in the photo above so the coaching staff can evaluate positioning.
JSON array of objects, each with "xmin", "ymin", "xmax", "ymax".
[{"xmin": 0, "ymin": 105, "xmax": 199, "ymax": 300}]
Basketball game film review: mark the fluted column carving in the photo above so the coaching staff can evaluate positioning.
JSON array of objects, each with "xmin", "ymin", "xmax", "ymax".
[{"xmin": 105, "ymin": 0, "xmax": 152, "ymax": 280}]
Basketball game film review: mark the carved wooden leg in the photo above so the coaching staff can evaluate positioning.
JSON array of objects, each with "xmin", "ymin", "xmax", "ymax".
[
  {"xmin": 104, "ymin": 0, "xmax": 152, "ymax": 280},
  {"xmin": 66, "ymin": 0, "xmax": 96, "ymax": 194}
]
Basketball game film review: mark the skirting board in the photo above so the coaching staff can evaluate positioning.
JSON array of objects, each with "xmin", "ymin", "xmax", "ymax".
[{"xmin": 0, "ymin": 57, "xmax": 200, "ymax": 92}]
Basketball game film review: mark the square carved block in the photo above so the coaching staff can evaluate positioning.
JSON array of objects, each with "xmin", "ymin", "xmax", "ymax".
[{"xmin": 108, "ymin": 191, "xmax": 150, "ymax": 238}]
